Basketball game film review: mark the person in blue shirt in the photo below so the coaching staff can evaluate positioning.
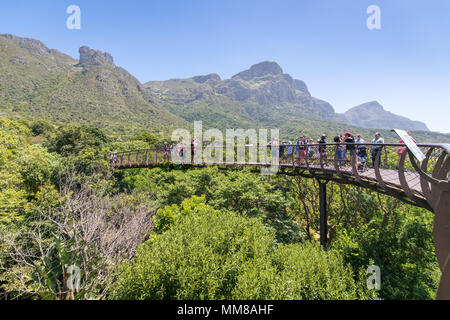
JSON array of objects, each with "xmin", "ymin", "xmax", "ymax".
[
  {"xmin": 286, "ymin": 141, "xmax": 293, "ymax": 162},
  {"xmin": 334, "ymin": 136, "xmax": 344, "ymax": 166},
  {"xmin": 371, "ymin": 132, "xmax": 384, "ymax": 167}
]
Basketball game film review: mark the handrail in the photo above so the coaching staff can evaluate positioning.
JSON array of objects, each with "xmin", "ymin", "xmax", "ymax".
[{"xmin": 112, "ymin": 142, "xmax": 446, "ymax": 152}]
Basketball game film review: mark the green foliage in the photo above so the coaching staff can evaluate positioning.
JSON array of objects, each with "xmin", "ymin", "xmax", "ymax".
[
  {"xmin": 333, "ymin": 204, "xmax": 439, "ymax": 300},
  {"xmin": 132, "ymin": 132, "xmax": 163, "ymax": 147},
  {"xmin": 17, "ymin": 145, "xmax": 60, "ymax": 195},
  {"xmin": 0, "ymin": 118, "xmax": 60, "ymax": 223},
  {"xmin": 111, "ymin": 198, "xmax": 374, "ymax": 300},
  {"xmin": 121, "ymin": 167, "xmax": 304, "ymax": 244},
  {"xmin": 45, "ymin": 125, "xmax": 109, "ymax": 156},
  {"xmin": 29, "ymin": 120, "xmax": 55, "ymax": 137},
  {"xmin": 153, "ymin": 196, "xmax": 207, "ymax": 234}
]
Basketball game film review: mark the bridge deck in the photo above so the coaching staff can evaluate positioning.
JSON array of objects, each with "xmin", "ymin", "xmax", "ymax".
[{"xmin": 111, "ymin": 143, "xmax": 448, "ymax": 210}]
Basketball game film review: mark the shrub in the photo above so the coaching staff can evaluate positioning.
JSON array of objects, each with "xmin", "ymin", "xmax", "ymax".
[{"xmin": 110, "ymin": 198, "xmax": 376, "ymax": 300}]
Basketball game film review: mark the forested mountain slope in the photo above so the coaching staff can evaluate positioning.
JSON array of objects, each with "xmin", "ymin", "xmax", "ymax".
[{"xmin": 0, "ymin": 34, "xmax": 187, "ymax": 136}]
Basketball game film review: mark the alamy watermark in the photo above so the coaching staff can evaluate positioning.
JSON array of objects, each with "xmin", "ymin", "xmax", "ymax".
[
  {"xmin": 367, "ymin": 5, "xmax": 381, "ymax": 30},
  {"xmin": 66, "ymin": 5, "xmax": 81, "ymax": 30},
  {"xmin": 367, "ymin": 265, "xmax": 381, "ymax": 290},
  {"xmin": 66, "ymin": 264, "xmax": 81, "ymax": 291},
  {"xmin": 171, "ymin": 121, "xmax": 280, "ymax": 175}
]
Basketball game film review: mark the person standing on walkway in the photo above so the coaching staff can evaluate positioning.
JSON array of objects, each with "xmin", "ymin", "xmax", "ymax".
[
  {"xmin": 170, "ymin": 143, "xmax": 175, "ymax": 161},
  {"xmin": 163, "ymin": 142, "xmax": 169, "ymax": 162},
  {"xmin": 356, "ymin": 134, "xmax": 365, "ymax": 147},
  {"xmin": 190, "ymin": 139, "xmax": 197, "ymax": 164},
  {"xmin": 334, "ymin": 136, "xmax": 344, "ymax": 166},
  {"xmin": 271, "ymin": 137, "xmax": 279, "ymax": 164},
  {"xmin": 280, "ymin": 141, "xmax": 286, "ymax": 163},
  {"xmin": 371, "ymin": 132, "xmax": 384, "ymax": 168},
  {"xmin": 298, "ymin": 136, "xmax": 307, "ymax": 165},
  {"xmin": 344, "ymin": 132, "xmax": 356, "ymax": 165},
  {"xmin": 286, "ymin": 141, "xmax": 293, "ymax": 163},
  {"xmin": 319, "ymin": 134, "xmax": 327, "ymax": 165},
  {"xmin": 296, "ymin": 137, "xmax": 302, "ymax": 164},
  {"xmin": 308, "ymin": 139, "xmax": 315, "ymax": 159}
]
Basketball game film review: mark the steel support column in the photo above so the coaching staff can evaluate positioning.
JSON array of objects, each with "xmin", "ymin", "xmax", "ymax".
[{"xmin": 318, "ymin": 180, "xmax": 328, "ymax": 248}]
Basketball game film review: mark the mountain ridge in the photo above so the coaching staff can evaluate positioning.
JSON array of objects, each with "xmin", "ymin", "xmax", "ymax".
[
  {"xmin": 0, "ymin": 34, "xmax": 446, "ymax": 142},
  {"xmin": 144, "ymin": 61, "xmax": 430, "ymax": 133},
  {"xmin": 0, "ymin": 34, "xmax": 188, "ymax": 136},
  {"xmin": 337, "ymin": 101, "xmax": 429, "ymax": 131}
]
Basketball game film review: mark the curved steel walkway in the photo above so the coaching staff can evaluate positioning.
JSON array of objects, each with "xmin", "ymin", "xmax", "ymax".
[{"xmin": 112, "ymin": 143, "xmax": 450, "ymax": 299}]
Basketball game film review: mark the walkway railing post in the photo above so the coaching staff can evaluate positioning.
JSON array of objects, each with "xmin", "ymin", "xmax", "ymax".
[{"xmin": 318, "ymin": 179, "xmax": 328, "ymax": 248}]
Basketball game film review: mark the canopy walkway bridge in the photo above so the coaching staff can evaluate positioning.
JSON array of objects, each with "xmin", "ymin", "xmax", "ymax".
[{"xmin": 111, "ymin": 142, "xmax": 450, "ymax": 299}]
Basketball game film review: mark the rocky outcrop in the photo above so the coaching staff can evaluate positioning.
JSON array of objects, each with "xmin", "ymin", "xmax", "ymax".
[{"xmin": 78, "ymin": 46, "xmax": 114, "ymax": 66}]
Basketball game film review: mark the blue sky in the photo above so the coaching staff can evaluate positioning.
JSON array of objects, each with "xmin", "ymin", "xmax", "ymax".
[{"xmin": 1, "ymin": 0, "xmax": 449, "ymax": 133}]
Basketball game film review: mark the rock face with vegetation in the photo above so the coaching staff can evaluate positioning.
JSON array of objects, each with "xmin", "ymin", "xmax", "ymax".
[
  {"xmin": 145, "ymin": 61, "xmax": 339, "ymax": 130},
  {"xmin": 338, "ymin": 101, "xmax": 429, "ymax": 131},
  {"xmin": 145, "ymin": 61, "xmax": 440, "ymax": 140},
  {"xmin": 0, "ymin": 34, "xmax": 446, "ymax": 142},
  {"xmin": 78, "ymin": 46, "xmax": 114, "ymax": 66}
]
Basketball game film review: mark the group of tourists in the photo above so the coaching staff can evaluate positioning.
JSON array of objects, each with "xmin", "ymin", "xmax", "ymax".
[
  {"xmin": 273, "ymin": 131, "xmax": 386, "ymax": 170},
  {"xmin": 274, "ymin": 135, "xmax": 328, "ymax": 165},
  {"xmin": 111, "ymin": 131, "xmax": 415, "ymax": 171},
  {"xmin": 167, "ymin": 139, "xmax": 198, "ymax": 163},
  {"xmin": 164, "ymin": 131, "xmax": 388, "ymax": 168}
]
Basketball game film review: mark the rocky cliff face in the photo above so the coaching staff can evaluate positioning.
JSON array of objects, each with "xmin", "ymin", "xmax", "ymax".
[
  {"xmin": 145, "ymin": 61, "xmax": 337, "ymax": 127},
  {"xmin": 144, "ymin": 61, "xmax": 431, "ymax": 133},
  {"xmin": 220, "ymin": 61, "xmax": 311, "ymax": 105},
  {"xmin": 78, "ymin": 46, "xmax": 114, "ymax": 66}
]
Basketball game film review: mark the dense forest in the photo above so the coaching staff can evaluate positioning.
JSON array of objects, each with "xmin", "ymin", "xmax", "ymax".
[{"xmin": 0, "ymin": 116, "xmax": 440, "ymax": 300}]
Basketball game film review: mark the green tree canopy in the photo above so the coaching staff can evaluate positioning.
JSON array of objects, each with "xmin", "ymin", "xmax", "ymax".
[{"xmin": 110, "ymin": 197, "xmax": 376, "ymax": 300}]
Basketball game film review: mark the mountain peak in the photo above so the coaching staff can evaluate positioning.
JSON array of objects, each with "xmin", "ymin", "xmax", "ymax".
[
  {"xmin": 353, "ymin": 101, "xmax": 385, "ymax": 111},
  {"xmin": 232, "ymin": 61, "xmax": 283, "ymax": 81},
  {"xmin": 340, "ymin": 101, "xmax": 429, "ymax": 131},
  {"xmin": 78, "ymin": 46, "xmax": 114, "ymax": 66}
]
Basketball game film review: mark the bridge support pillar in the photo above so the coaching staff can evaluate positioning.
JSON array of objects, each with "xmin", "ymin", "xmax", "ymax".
[{"xmin": 318, "ymin": 180, "xmax": 328, "ymax": 248}]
